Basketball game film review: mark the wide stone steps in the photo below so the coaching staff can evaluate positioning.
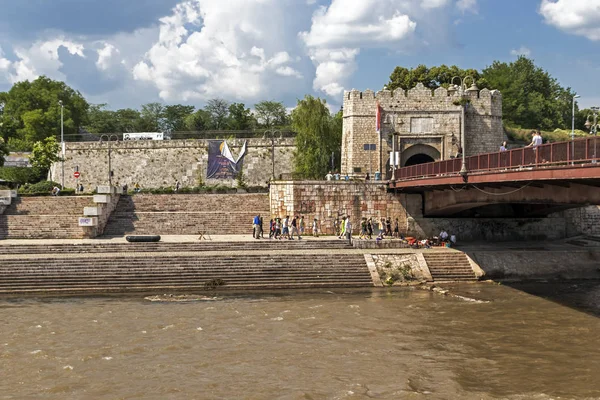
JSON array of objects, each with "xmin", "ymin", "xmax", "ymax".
[
  {"xmin": 102, "ymin": 213, "xmax": 268, "ymax": 236},
  {"xmin": 0, "ymin": 240, "xmax": 352, "ymax": 255},
  {"xmin": 102, "ymin": 193, "xmax": 271, "ymax": 236},
  {"xmin": 3, "ymin": 196, "xmax": 94, "ymax": 215},
  {"xmin": 0, "ymin": 254, "xmax": 373, "ymax": 294},
  {"xmin": 114, "ymin": 194, "xmax": 269, "ymax": 213},
  {"xmin": 423, "ymin": 252, "xmax": 476, "ymax": 281},
  {"xmin": 0, "ymin": 282, "xmax": 368, "ymax": 295}
]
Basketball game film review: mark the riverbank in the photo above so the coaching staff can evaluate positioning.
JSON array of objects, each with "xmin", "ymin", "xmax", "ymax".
[{"xmin": 0, "ymin": 235, "xmax": 598, "ymax": 296}]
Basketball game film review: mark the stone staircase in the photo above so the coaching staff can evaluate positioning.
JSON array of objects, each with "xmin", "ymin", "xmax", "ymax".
[
  {"xmin": 0, "ymin": 253, "xmax": 373, "ymax": 295},
  {"xmin": 423, "ymin": 252, "xmax": 477, "ymax": 281},
  {"xmin": 103, "ymin": 194, "xmax": 270, "ymax": 236},
  {"xmin": 0, "ymin": 240, "xmax": 352, "ymax": 255},
  {"xmin": 0, "ymin": 197, "xmax": 93, "ymax": 239}
]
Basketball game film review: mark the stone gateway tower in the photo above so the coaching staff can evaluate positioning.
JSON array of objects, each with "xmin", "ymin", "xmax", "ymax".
[{"xmin": 341, "ymin": 83, "xmax": 503, "ymax": 178}]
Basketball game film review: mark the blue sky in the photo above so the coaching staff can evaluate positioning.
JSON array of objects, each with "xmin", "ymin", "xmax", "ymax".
[{"xmin": 0, "ymin": 0, "xmax": 599, "ymax": 111}]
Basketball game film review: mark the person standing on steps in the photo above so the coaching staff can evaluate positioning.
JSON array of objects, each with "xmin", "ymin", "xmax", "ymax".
[
  {"xmin": 393, "ymin": 218, "xmax": 400, "ymax": 238},
  {"xmin": 312, "ymin": 218, "xmax": 319, "ymax": 237},
  {"xmin": 345, "ymin": 216, "xmax": 352, "ymax": 245},
  {"xmin": 367, "ymin": 218, "xmax": 373, "ymax": 240},
  {"xmin": 299, "ymin": 216, "xmax": 306, "ymax": 237},
  {"xmin": 290, "ymin": 216, "xmax": 301, "ymax": 240},
  {"xmin": 338, "ymin": 216, "xmax": 346, "ymax": 239},
  {"xmin": 253, "ymin": 214, "xmax": 260, "ymax": 239},
  {"xmin": 282, "ymin": 216, "xmax": 290, "ymax": 240},
  {"xmin": 259, "ymin": 215, "xmax": 264, "ymax": 238}
]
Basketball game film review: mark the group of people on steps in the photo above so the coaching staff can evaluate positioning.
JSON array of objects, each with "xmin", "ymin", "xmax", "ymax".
[{"xmin": 253, "ymin": 215, "xmax": 319, "ymax": 239}]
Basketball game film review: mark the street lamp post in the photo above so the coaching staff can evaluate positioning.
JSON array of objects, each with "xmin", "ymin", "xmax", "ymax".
[
  {"xmin": 388, "ymin": 113, "xmax": 399, "ymax": 183},
  {"xmin": 449, "ymin": 76, "xmax": 478, "ymax": 179},
  {"xmin": 584, "ymin": 106, "xmax": 599, "ymax": 163},
  {"xmin": 264, "ymin": 130, "xmax": 281, "ymax": 180},
  {"xmin": 58, "ymin": 100, "xmax": 64, "ymax": 189},
  {"xmin": 572, "ymin": 94, "xmax": 580, "ymax": 164},
  {"xmin": 100, "ymin": 134, "xmax": 119, "ymax": 187}
]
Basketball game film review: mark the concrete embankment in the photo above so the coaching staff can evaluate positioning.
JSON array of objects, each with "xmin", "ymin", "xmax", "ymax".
[{"xmin": 463, "ymin": 239, "xmax": 600, "ymax": 281}]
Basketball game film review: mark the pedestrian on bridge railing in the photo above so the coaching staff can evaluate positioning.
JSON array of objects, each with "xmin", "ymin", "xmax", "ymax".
[{"xmin": 527, "ymin": 130, "xmax": 543, "ymax": 148}]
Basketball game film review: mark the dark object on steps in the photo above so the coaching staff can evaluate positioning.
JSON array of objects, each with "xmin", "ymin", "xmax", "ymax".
[{"xmin": 126, "ymin": 235, "xmax": 161, "ymax": 243}]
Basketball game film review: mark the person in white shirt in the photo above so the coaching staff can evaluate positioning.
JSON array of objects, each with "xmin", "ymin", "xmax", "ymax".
[
  {"xmin": 326, "ymin": 171, "xmax": 333, "ymax": 181},
  {"xmin": 439, "ymin": 230, "xmax": 449, "ymax": 241},
  {"xmin": 345, "ymin": 217, "xmax": 352, "ymax": 244}
]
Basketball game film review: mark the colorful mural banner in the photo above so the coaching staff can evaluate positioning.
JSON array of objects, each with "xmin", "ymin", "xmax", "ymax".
[{"xmin": 206, "ymin": 140, "xmax": 247, "ymax": 179}]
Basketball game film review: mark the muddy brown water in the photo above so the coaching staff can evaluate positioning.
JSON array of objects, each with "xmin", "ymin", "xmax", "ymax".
[{"xmin": 1, "ymin": 283, "xmax": 599, "ymax": 399}]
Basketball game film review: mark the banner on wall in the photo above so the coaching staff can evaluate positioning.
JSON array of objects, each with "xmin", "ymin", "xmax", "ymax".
[{"xmin": 206, "ymin": 140, "xmax": 247, "ymax": 179}]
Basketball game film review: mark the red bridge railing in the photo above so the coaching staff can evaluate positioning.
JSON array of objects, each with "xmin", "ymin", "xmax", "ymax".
[{"xmin": 395, "ymin": 137, "xmax": 599, "ymax": 181}]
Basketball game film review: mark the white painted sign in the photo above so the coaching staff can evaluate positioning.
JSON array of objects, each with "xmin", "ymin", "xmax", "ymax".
[{"xmin": 79, "ymin": 217, "xmax": 98, "ymax": 227}]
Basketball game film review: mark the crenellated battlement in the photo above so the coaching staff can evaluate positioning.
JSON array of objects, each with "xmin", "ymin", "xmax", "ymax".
[{"xmin": 343, "ymin": 83, "xmax": 502, "ymax": 117}]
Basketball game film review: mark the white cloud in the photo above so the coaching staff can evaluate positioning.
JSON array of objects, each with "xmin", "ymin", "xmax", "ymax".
[
  {"xmin": 539, "ymin": 0, "xmax": 600, "ymax": 41},
  {"xmin": 301, "ymin": 0, "xmax": 461, "ymax": 96},
  {"xmin": 132, "ymin": 0, "xmax": 303, "ymax": 102},
  {"xmin": 456, "ymin": 0, "xmax": 477, "ymax": 13},
  {"xmin": 96, "ymin": 43, "xmax": 120, "ymax": 71},
  {"xmin": 510, "ymin": 46, "xmax": 531, "ymax": 57},
  {"xmin": 276, "ymin": 66, "xmax": 303, "ymax": 78},
  {"xmin": 0, "ymin": 47, "xmax": 10, "ymax": 72},
  {"xmin": 4, "ymin": 38, "xmax": 86, "ymax": 84}
]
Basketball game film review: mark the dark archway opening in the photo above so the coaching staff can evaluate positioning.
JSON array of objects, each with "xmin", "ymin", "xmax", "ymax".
[{"xmin": 404, "ymin": 154, "xmax": 435, "ymax": 166}]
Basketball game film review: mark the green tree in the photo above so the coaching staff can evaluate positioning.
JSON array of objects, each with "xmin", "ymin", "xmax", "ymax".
[
  {"xmin": 482, "ymin": 56, "xmax": 574, "ymax": 130},
  {"xmin": 164, "ymin": 104, "xmax": 195, "ymax": 132},
  {"xmin": 0, "ymin": 138, "xmax": 8, "ymax": 167},
  {"xmin": 184, "ymin": 109, "xmax": 213, "ymax": 131},
  {"xmin": 291, "ymin": 95, "xmax": 341, "ymax": 179},
  {"xmin": 114, "ymin": 108, "xmax": 143, "ymax": 133},
  {"xmin": 388, "ymin": 64, "xmax": 484, "ymax": 92},
  {"xmin": 86, "ymin": 104, "xmax": 118, "ymax": 133},
  {"xmin": 0, "ymin": 76, "xmax": 89, "ymax": 149},
  {"xmin": 30, "ymin": 136, "xmax": 60, "ymax": 176},
  {"xmin": 205, "ymin": 99, "xmax": 229, "ymax": 129},
  {"xmin": 227, "ymin": 103, "xmax": 254, "ymax": 130},
  {"xmin": 139, "ymin": 102, "xmax": 166, "ymax": 132},
  {"xmin": 255, "ymin": 100, "xmax": 288, "ymax": 128}
]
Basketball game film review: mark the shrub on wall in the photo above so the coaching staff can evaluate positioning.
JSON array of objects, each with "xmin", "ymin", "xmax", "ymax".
[
  {"xmin": 0, "ymin": 167, "xmax": 43, "ymax": 185},
  {"xmin": 18, "ymin": 180, "xmax": 75, "ymax": 196}
]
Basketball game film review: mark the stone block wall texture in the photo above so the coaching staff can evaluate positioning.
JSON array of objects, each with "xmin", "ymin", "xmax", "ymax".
[
  {"xmin": 565, "ymin": 206, "xmax": 600, "ymax": 237},
  {"xmin": 103, "ymin": 193, "xmax": 270, "ymax": 236},
  {"xmin": 49, "ymin": 138, "xmax": 296, "ymax": 192},
  {"xmin": 269, "ymin": 182, "xmax": 568, "ymax": 241},
  {"xmin": 342, "ymin": 83, "xmax": 504, "ymax": 177}
]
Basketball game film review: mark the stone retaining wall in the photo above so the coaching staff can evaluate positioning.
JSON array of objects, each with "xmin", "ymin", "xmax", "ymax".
[
  {"xmin": 469, "ymin": 249, "xmax": 600, "ymax": 280},
  {"xmin": 565, "ymin": 206, "xmax": 600, "ymax": 237},
  {"xmin": 269, "ymin": 181, "xmax": 569, "ymax": 241},
  {"xmin": 49, "ymin": 138, "xmax": 296, "ymax": 191}
]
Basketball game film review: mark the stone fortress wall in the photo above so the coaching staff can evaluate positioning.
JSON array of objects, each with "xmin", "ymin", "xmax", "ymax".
[
  {"xmin": 341, "ymin": 83, "xmax": 504, "ymax": 177},
  {"xmin": 49, "ymin": 138, "xmax": 296, "ymax": 191}
]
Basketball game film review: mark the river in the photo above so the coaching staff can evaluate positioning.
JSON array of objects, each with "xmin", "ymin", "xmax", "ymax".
[{"xmin": 1, "ymin": 282, "xmax": 599, "ymax": 399}]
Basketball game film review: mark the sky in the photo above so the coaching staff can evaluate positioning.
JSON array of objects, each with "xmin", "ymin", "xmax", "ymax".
[{"xmin": 0, "ymin": 0, "xmax": 599, "ymax": 111}]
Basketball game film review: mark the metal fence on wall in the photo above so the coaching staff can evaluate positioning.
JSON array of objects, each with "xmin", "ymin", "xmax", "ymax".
[
  {"xmin": 395, "ymin": 137, "xmax": 600, "ymax": 181},
  {"xmin": 62, "ymin": 130, "xmax": 297, "ymax": 142}
]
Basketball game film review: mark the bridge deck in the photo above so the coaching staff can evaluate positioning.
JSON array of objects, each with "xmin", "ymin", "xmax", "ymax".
[{"xmin": 391, "ymin": 137, "xmax": 600, "ymax": 192}]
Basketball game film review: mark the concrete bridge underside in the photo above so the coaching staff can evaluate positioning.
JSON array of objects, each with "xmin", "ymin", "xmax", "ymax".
[
  {"xmin": 390, "ymin": 165, "xmax": 600, "ymax": 217},
  {"xmin": 423, "ymin": 181, "xmax": 600, "ymax": 217}
]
